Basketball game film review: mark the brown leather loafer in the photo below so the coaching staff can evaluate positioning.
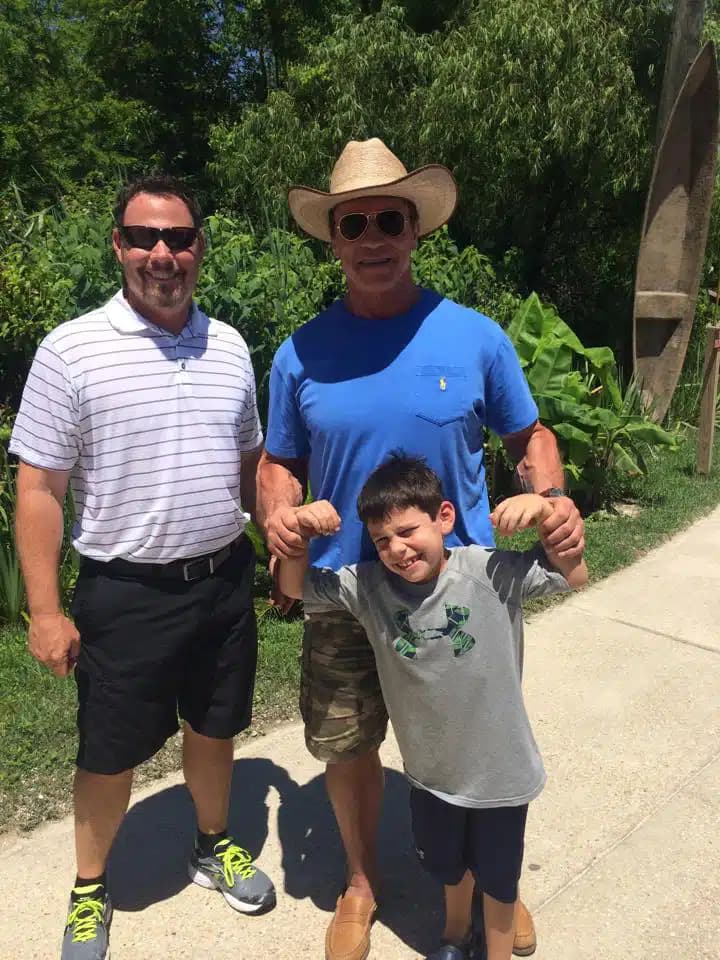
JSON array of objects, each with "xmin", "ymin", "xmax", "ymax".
[
  {"xmin": 325, "ymin": 893, "xmax": 377, "ymax": 960},
  {"xmin": 513, "ymin": 899, "xmax": 537, "ymax": 956}
]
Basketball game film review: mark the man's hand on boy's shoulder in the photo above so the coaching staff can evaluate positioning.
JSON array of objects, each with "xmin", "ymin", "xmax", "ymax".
[
  {"xmin": 491, "ymin": 493, "xmax": 553, "ymax": 537},
  {"xmin": 294, "ymin": 500, "xmax": 342, "ymax": 539},
  {"xmin": 538, "ymin": 495, "xmax": 584, "ymax": 558}
]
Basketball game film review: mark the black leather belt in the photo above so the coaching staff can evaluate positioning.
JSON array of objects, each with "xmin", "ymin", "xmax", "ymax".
[{"xmin": 80, "ymin": 535, "xmax": 246, "ymax": 582}]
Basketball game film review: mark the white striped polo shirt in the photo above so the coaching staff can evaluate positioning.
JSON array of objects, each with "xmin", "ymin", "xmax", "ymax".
[{"xmin": 10, "ymin": 290, "xmax": 263, "ymax": 562}]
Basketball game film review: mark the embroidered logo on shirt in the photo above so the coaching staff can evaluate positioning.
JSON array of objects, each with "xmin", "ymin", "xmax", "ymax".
[{"xmin": 392, "ymin": 605, "xmax": 476, "ymax": 660}]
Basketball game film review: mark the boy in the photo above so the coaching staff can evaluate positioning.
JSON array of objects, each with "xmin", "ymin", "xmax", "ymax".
[{"xmin": 278, "ymin": 453, "xmax": 587, "ymax": 960}]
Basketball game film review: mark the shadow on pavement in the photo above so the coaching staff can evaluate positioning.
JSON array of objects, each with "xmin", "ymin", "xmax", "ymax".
[
  {"xmin": 276, "ymin": 761, "xmax": 441, "ymax": 954},
  {"xmin": 108, "ymin": 756, "xmax": 441, "ymax": 953}
]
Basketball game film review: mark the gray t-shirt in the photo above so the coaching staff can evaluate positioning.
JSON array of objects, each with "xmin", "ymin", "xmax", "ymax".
[{"xmin": 305, "ymin": 544, "xmax": 570, "ymax": 808}]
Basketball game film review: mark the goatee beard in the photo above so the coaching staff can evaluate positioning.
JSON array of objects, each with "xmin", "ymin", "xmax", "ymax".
[{"xmin": 142, "ymin": 274, "xmax": 186, "ymax": 307}]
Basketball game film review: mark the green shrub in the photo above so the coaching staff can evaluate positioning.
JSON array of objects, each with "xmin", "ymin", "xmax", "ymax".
[
  {"xmin": 0, "ymin": 197, "xmax": 523, "ymax": 417},
  {"xmin": 0, "ymin": 434, "xmax": 80, "ymax": 624},
  {"xmin": 412, "ymin": 227, "xmax": 522, "ymax": 326},
  {"xmin": 0, "ymin": 193, "xmax": 117, "ymax": 406},
  {"xmin": 504, "ymin": 294, "xmax": 678, "ymax": 510},
  {"xmin": 197, "ymin": 216, "xmax": 344, "ymax": 416}
]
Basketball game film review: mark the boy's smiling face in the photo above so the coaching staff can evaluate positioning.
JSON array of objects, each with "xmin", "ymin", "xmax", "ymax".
[{"xmin": 366, "ymin": 502, "xmax": 455, "ymax": 583}]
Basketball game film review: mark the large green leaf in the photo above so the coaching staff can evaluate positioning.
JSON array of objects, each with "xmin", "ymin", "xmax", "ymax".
[
  {"xmin": 577, "ymin": 405, "xmax": 623, "ymax": 431},
  {"xmin": 507, "ymin": 295, "xmax": 626, "ymax": 409},
  {"xmin": 557, "ymin": 371, "xmax": 592, "ymax": 403},
  {"xmin": 536, "ymin": 394, "xmax": 618, "ymax": 432},
  {"xmin": 623, "ymin": 420, "xmax": 677, "ymax": 447},
  {"xmin": 538, "ymin": 305, "xmax": 586, "ymax": 355},
  {"xmin": 525, "ymin": 337, "xmax": 574, "ymax": 393},
  {"xmin": 610, "ymin": 441, "xmax": 642, "ymax": 475},
  {"xmin": 506, "ymin": 293, "xmax": 545, "ymax": 365},
  {"xmin": 583, "ymin": 346, "xmax": 616, "ymax": 370},
  {"xmin": 552, "ymin": 422, "xmax": 594, "ymax": 466},
  {"xmin": 536, "ymin": 394, "xmax": 593, "ymax": 427}
]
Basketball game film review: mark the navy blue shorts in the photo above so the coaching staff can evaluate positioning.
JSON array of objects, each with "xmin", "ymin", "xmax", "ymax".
[{"xmin": 410, "ymin": 787, "xmax": 528, "ymax": 903}]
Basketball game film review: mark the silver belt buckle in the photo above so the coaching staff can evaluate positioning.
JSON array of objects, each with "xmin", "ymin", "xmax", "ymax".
[
  {"xmin": 183, "ymin": 555, "xmax": 213, "ymax": 581},
  {"xmin": 182, "ymin": 541, "xmax": 233, "ymax": 581}
]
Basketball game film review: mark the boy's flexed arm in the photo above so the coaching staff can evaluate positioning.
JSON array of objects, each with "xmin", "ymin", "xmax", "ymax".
[
  {"xmin": 276, "ymin": 501, "xmax": 342, "ymax": 599},
  {"xmin": 491, "ymin": 494, "xmax": 588, "ymax": 588}
]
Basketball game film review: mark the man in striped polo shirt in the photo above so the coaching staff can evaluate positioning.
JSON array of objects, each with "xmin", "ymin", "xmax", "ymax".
[{"xmin": 11, "ymin": 175, "xmax": 275, "ymax": 960}]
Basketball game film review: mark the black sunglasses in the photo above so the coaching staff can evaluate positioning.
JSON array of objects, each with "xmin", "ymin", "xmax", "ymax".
[
  {"xmin": 119, "ymin": 225, "xmax": 199, "ymax": 253},
  {"xmin": 336, "ymin": 209, "xmax": 408, "ymax": 242}
]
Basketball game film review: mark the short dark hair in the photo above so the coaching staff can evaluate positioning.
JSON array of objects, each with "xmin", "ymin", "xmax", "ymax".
[
  {"xmin": 113, "ymin": 174, "xmax": 203, "ymax": 228},
  {"xmin": 357, "ymin": 451, "xmax": 444, "ymax": 525},
  {"xmin": 328, "ymin": 198, "xmax": 419, "ymax": 235}
]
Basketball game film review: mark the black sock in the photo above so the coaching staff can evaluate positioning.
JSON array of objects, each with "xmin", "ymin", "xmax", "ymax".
[
  {"xmin": 72, "ymin": 874, "xmax": 106, "ymax": 899},
  {"xmin": 196, "ymin": 829, "xmax": 228, "ymax": 857}
]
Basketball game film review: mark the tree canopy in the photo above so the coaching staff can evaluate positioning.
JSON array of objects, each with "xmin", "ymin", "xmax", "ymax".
[{"xmin": 2, "ymin": 0, "xmax": 718, "ymax": 366}]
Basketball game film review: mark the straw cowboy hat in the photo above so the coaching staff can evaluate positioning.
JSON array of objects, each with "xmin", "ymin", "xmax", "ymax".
[{"xmin": 288, "ymin": 138, "xmax": 458, "ymax": 242}]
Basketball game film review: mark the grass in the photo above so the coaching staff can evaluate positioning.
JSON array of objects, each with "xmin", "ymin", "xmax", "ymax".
[
  {"xmin": 0, "ymin": 615, "xmax": 302, "ymax": 834},
  {"xmin": 498, "ymin": 431, "xmax": 720, "ymax": 613},
  {"xmin": 1, "ymin": 431, "xmax": 719, "ymax": 834}
]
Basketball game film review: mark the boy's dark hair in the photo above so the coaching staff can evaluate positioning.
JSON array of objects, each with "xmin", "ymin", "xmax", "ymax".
[
  {"xmin": 357, "ymin": 451, "xmax": 444, "ymax": 524},
  {"xmin": 113, "ymin": 174, "xmax": 203, "ymax": 228}
]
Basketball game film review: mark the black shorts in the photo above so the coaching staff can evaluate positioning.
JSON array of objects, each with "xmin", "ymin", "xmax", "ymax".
[
  {"xmin": 72, "ymin": 536, "xmax": 258, "ymax": 775},
  {"xmin": 410, "ymin": 787, "xmax": 528, "ymax": 903}
]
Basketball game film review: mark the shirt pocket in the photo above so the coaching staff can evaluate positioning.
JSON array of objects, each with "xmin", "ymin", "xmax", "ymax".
[{"xmin": 414, "ymin": 364, "xmax": 470, "ymax": 426}]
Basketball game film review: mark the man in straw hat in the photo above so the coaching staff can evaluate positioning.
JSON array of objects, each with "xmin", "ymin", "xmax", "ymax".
[{"xmin": 258, "ymin": 139, "xmax": 584, "ymax": 960}]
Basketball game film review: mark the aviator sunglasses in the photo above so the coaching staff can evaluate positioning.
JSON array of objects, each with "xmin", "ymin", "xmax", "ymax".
[
  {"xmin": 336, "ymin": 209, "xmax": 408, "ymax": 242},
  {"xmin": 119, "ymin": 225, "xmax": 199, "ymax": 253}
]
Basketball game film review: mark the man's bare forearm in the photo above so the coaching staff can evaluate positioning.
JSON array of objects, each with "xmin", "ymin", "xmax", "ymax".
[
  {"xmin": 551, "ymin": 553, "xmax": 588, "ymax": 588},
  {"xmin": 277, "ymin": 550, "xmax": 309, "ymax": 600},
  {"xmin": 504, "ymin": 422, "xmax": 565, "ymax": 493},
  {"xmin": 240, "ymin": 443, "xmax": 263, "ymax": 522},
  {"xmin": 542, "ymin": 536, "xmax": 588, "ymax": 587},
  {"xmin": 256, "ymin": 451, "xmax": 306, "ymax": 533},
  {"xmin": 16, "ymin": 485, "xmax": 65, "ymax": 616}
]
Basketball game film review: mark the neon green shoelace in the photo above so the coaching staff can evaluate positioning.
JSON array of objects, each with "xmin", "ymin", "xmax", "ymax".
[
  {"xmin": 214, "ymin": 839, "xmax": 257, "ymax": 885},
  {"xmin": 67, "ymin": 896, "xmax": 104, "ymax": 944}
]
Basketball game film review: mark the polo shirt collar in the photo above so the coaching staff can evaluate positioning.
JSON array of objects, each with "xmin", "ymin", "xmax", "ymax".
[{"xmin": 106, "ymin": 289, "xmax": 216, "ymax": 337}]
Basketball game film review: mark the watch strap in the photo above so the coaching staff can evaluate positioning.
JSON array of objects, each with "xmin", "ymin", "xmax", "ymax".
[{"xmin": 539, "ymin": 486, "xmax": 565, "ymax": 498}]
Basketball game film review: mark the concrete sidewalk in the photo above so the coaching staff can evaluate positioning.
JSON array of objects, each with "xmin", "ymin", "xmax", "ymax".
[{"xmin": 2, "ymin": 507, "xmax": 719, "ymax": 960}]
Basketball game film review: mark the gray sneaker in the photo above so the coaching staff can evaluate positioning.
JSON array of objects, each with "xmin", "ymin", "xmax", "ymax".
[
  {"xmin": 188, "ymin": 837, "xmax": 276, "ymax": 913},
  {"xmin": 60, "ymin": 884, "xmax": 112, "ymax": 959}
]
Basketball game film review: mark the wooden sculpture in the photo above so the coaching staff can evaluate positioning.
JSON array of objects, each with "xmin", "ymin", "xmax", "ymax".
[{"xmin": 633, "ymin": 41, "xmax": 719, "ymax": 422}]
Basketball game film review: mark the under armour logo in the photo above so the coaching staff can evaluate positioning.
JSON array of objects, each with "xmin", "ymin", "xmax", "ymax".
[{"xmin": 392, "ymin": 605, "xmax": 476, "ymax": 659}]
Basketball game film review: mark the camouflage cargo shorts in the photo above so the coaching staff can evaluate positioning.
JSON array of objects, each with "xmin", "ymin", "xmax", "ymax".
[{"xmin": 300, "ymin": 609, "xmax": 388, "ymax": 763}]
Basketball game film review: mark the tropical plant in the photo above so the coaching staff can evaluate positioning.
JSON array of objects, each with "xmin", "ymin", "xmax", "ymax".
[{"xmin": 505, "ymin": 294, "xmax": 678, "ymax": 510}]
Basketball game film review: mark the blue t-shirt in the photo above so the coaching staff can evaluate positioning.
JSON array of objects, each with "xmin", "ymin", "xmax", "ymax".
[{"xmin": 266, "ymin": 289, "xmax": 538, "ymax": 568}]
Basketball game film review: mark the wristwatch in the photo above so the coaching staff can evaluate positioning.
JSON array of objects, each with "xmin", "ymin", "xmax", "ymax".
[{"xmin": 539, "ymin": 487, "xmax": 565, "ymax": 498}]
